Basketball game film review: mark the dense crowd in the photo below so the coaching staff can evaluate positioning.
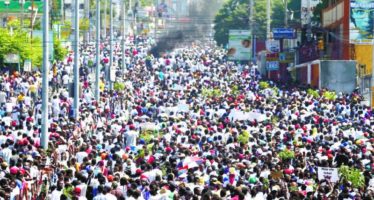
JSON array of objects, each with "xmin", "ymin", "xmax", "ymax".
[{"xmin": 0, "ymin": 36, "xmax": 373, "ymax": 200}]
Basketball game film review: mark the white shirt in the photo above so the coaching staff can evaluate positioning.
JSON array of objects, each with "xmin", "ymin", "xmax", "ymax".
[
  {"xmin": 76, "ymin": 151, "xmax": 88, "ymax": 163},
  {"xmin": 93, "ymin": 193, "xmax": 106, "ymax": 200},
  {"xmin": 105, "ymin": 193, "xmax": 117, "ymax": 200},
  {"xmin": 48, "ymin": 190, "xmax": 62, "ymax": 200}
]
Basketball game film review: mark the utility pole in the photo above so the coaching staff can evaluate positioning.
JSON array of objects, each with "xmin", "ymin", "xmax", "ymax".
[
  {"xmin": 122, "ymin": 0, "xmax": 126, "ymax": 72},
  {"xmin": 154, "ymin": 0, "xmax": 157, "ymax": 40},
  {"xmin": 104, "ymin": 0, "xmax": 107, "ymax": 39},
  {"xmin": 284, "ymin": 0, "xmax": 288, "ymax": 27},
  {"xmin": 266, "ymin": 0, "xmax": 271, "ymax": 40},
  {"xmin": 371, "ymin": 28, "xmax": 374, "ymax": 108},
  {"xmin": 306, "ymin": 0, "xmax": 312, "ymax": 42},
  {"xmin": 95, "ymin": 0, "xmax": 100, "ymax": 101},
  {"xmin": 109, "ymin": 0, "xmax": 114, "ymax": 90},
  {"xmin": 73, "ymin": 0, "xmax": 80, "ymax": 119},
  {"xmin": 41, "ymin": 0, "xmax": 50, "ymax": 150},
  {"xmin": 249, "ymin": 0, "xmax": 254, "ymax": 62},
  {"xmin": 19, "ymin": 0, "xmax": 25, "ymax": 28},
  {"xmin": 85, "ymin": 0, "xmax": 90, "ymax": 43}
]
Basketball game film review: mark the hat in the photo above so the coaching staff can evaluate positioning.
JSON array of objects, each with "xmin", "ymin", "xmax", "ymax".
[
  {"xmin": 107, "ymin": 175, "xmax": 114, "ymax": 182},
  {"xmin": 10, "ymin": 166, "xmax": 19, "ymax": 175},
  {"xmin": 74, "ymin": 187, "xmax": 81, "ymax": 195}
]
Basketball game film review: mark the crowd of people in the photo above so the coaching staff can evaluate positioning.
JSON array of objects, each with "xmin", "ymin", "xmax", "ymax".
[{"xmin": 0, "ymin": 36, "xmax": 373, "ymax": 200}]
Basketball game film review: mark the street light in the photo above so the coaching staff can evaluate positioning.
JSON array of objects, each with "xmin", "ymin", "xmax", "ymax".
[
  {"xmin": 19, "ymin": 0, "xmax": 25, "ymax": 28},
  {"xmin": 4, "ymin": 0, "xmax": 10, "ymax": 27}
]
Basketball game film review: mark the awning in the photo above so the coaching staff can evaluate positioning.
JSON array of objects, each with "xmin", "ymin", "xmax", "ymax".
[{"xmin": 287, "ymin": 60, "xmax": 321, "ymax": 71}]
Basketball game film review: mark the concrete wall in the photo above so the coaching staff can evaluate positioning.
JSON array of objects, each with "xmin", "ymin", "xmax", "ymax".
[{"xmin": 320, "ymin": 60, "xmax": 357, "ymax": 93}]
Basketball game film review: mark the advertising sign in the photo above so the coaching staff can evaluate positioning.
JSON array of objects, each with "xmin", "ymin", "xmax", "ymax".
[
  {"xmin": 317, "ymin": 167, "xmax": 339, "ymax": 182},
  {"xmin": 301, "ymin": 0, "xmax": 321, "ymax": 25},
  {"xmin": 266, "ymin": 53, "xmax": 279, "ymax": 61},
  {"xmin": 279, "ymin": 52, "xmax": 295, "ymax": 63},
  {"xmin": 227, "ymin": 30, "xmax": 252, "ymax": 61},
  {"xmin": 272, "ymin": 28, "xmax": 297, "ymax": 39},
  {"xmin": 349, "ymin": 0, "xmax": 374, "ymax": 43},
  {"xmin": 267, "ymin": 61, "xmax": 279, "ymax": 71},
  {"xmin": 266, "ymin": 40, "xmax": 280, "ymax": 53}
]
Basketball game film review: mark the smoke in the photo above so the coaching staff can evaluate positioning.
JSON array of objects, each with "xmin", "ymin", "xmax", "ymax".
[
  {"xmin": 150, "ymin": 0, "xmax": 223, "ymax": 57},
  {"xmin": 150, "ymin": 30, "xmax": 184, "ymax": 57}
]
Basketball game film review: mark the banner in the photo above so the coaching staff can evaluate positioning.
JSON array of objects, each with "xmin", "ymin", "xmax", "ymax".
[
  {"xmin": 301, "ymin": 0, "xmax": 322, "ymax": 25},
  {"xmin": 350, "ymin": 0, "xmax": 374, "ymax": 43},
  {"xmin": 3, "ymin": 53, "xmax": 20, "ymax": 64},
  {"xmin": 227, "ymin": 30, "xmax": 251, "ymax": 61},
  {"xmin": 317, "ymin": 167, "xmax": 339, "ymax": 182}
]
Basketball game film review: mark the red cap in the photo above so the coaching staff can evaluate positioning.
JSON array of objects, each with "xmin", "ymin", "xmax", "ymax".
[
  {"xmin": 107, "ymin": 175, "xmax": 114, "ymax": 182},
  {"xmin": 74, "ymin": 187, "xmax": 81, "ymax": 195}
]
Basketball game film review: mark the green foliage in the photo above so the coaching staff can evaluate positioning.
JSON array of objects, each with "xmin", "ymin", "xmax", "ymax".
[
  {"xmin": 61, "ymin": 21, "xmax": 72, "ymax": 40},
  {"xmin": 139, "ymin": 0, "xmax": 153, "ymax": 7},
  {"xmin": 53, "ymin": 37, "xmax": 67, "ymax": 61},
  {"xmin": 259, "ymin": 81, "xmax": 269, "ymax": 89},
  {"xmin": 7, "ymin": 18, "xmax": 20, "ymax": 29},
  {"xmin": 307, "ymin": 89, "xmax": 320, "ymax": 98},
  {"xmin": 113, "ymin": 82, "xmax": 125, "ymax": 91},
  {"xmin": 271, "ymin": 87, "xmax": 279, "ymax": 95},
  {"xmin": 312, "ymin": 0, "xmax": 329, "ymax": 25},
  {"xmin": 80, "ymin": 18, "xmax": 90, "ymax": 32},
  {"xmin": 0, "ymin": 28, "xmax": 43, "ymax": 67},
  {"xmin": 214, "ymin": 0, "xmax": 300, "ymax": 46},
  {"xmin": 238, "ymin": 130, "xmax": 250, "ymax": 145},
  {"xmin": 202, "ymin": 88, "xmax": 222, "ymax": 98},
  {"xmin": 278, "ymin": 149, "xmax": 295, "ymax": 160},
  {"xmin": 323, "ymin": 91, "xmax": 337, "ymax": 101},
  {"xmin": 231, "ymin": 85, "xmax": 240, "ymax": 95},
  {"xmin": 339, "ymin": 166, "xmax": 365, "ymax": 189}
]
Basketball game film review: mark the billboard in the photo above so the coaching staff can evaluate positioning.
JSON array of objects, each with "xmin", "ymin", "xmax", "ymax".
[
  {"xmin": 301, "ymin": 0, "xmax": 322, "ymax": 25},
  {"xmin": 227, "ymin": 30, "xmax": 251, "ymax": 61},
  {"xmin": 350, "ymin": 0, "xmax": 374, "ymax": 43}
]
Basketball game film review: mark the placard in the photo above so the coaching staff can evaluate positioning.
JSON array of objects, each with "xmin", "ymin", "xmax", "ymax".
[
  {"xmin": 317, "ymin": 167, "xmax": 339, "ymax": 182},
  {"xmin": 23, "ymin": 60, "xmax": 32, "ymax": 72}
]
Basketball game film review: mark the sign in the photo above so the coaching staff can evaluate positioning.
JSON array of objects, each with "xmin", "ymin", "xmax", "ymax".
[
  {"xmin": 350, "ymin": 0, "xmax": 374, "ymax": 43},
  {"xmin": 267, "ymin": 61, "xmax": 279, "ymax": 71},
  {"xmin": 23, "ymin": 59, "xmax": 32, "ymax": 72},
  {"xmin": 266, "ymin": 40, "xmax": 280, "ymax": 53},
  {"xmin": 279, "ymin": 52, "xmax": 295, "ymax": 63},
  {"xmin": 4, "ymin": 54, "xmax": 20, "ymax": 63},
  {"xmin": 227, "ymin": 30, "xmax": 252, "ymax": 61},
  {"xmin": 317, "ymin": 167, "xmax": 339, "ymax": 182},
  {"xmin": 110, "ymin": 65, "xmax": 116, "ymax": 82},
  {"xmin": 301, "ymin": 0, "xmax": 322, "ymax": 25},
  {"xmin": 266, "ymin": 53, "xmax": 279, "ymax": 61},
  {"xmin": 272, "ymin": 28, "xmax": 297, "ymax": 39}
]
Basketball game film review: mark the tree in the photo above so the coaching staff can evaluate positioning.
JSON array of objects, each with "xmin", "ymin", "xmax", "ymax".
[
  {"xmin": 53, "ymin": 37, "xmax": 68, "ymax": 62},
  {"xmin": 213, "ymin": 0, "xmax": 300, "ymax": 46},
  {"xmin": 312, "ymin": 0, "xmax": 329, "ymax": 26},
  {"xmin": 0, "ymin": 28, "xmax": 43, "ymax": 67}
]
